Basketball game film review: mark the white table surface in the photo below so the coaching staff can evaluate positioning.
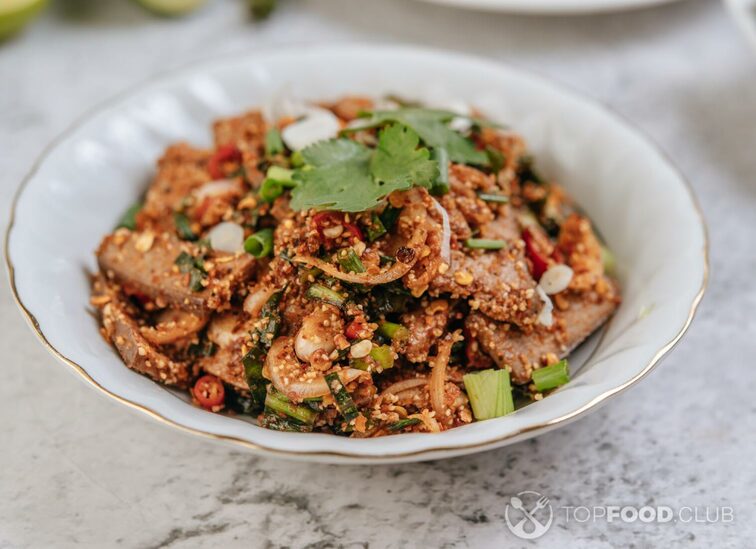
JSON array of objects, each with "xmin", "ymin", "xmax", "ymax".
[{"xmin": 1, "ymin": 1, "xmax": 754, "ymax": 547}]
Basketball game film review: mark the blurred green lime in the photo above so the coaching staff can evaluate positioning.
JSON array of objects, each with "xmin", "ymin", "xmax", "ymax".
[
  {"xmin": 0, "ymin": 0, "xmax": 47, "ymax": 41},
  {"xmin": 133, "ymin": 0, "xmax": 207, "ymax": 16}
]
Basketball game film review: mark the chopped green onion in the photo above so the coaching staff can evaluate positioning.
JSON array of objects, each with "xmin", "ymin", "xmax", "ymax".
[
  {"xmin": 379, "ymin": 205, "xmax": 401, "ymax": 232},
  {"xmin": 463, "ymin": 368, "xmax": 515, "ymax": 421},
  {"xmin": 377, "ymin": 321, "xmax": 409, "ymax": 342},
  {"xmin": 532, "ymin": 360, "xmax": 569, "ymax": 392},
  {"xmin": 264, "ymin": 390, "xmax": 317, "ymax": 425},
  {"xmin": 430, "ymin": 147, "xmax": 450, "ymax": 195},
  {"xmin": 366, "ymin": 213, "xmax": 387, "ymax": 242},
  {"xmin": 306, "ymin": 284, "xmax": 346, "ymax": 307},
  {"xmin": 352, "ymin": 344, "xmax": 394, "ymax": 371},
  {"xmin": 601, "ymin": 245, "xmax": 616, "ymax": 276},
  {"xmin": 244, "ymin": 228, "xmax": 274, "ymax": 258},
  {"xmin": 325, "ymin": 372, "xmax": 360, "ymax": 425},
  {"xmin": 477, "ymin": 192, "xmax": 509, "ymax": 204},
  {"xmin": 259, "ymin": 178, "xmax": 284, "ymax": 202},
  {"xmin": 388, "ymin": 417, "xmax": 421, "ymax": 432},
  {"xmin": 173, "ymin": 212, "xmax": 197, "ymax": 241},
  {"xmin": 266, "ymin": 165, "xmax": 294, "ymax": 183},
  {"xmin": 265, "ymin": 127, "xmax": 284, "ymax": 157},
  {"xmin": 485, "ymin": 146, "xmax": 505, "ymax": 174},
  {"xmin": 337, "ymin": 248, "xmax": 365, "ymax": 274},
  {"xmin": 241, "ymin": 348, "xmax": 267, "ymax": 411},
  {"xmin": 116, "ymin": 203, "xmax": 141, "ymax": 230},
  {"xmin": 465, "ymin": 238, "xmax": 507, "ymax": 250},
  {"xmin": 255, "ymin": 290, "xmax": 282, "ymax": 350},
  {"xmin": 290, "ymin": 150, "xmax": 305, "ymax": 168}
]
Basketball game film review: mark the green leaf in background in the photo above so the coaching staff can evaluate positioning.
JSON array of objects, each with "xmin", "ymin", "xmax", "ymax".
[
  {"xmin": 133, "ymin": 0, "xmax": 207, "ymax": 16},
  {"xmin": 0, "ymin": 0, "xmax": 48, "ymax": 41}
]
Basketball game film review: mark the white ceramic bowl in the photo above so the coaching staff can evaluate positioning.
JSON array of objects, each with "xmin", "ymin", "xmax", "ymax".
[{"xmin": 5, "ymin": 46, "xmax": 707, "ymax": 464}]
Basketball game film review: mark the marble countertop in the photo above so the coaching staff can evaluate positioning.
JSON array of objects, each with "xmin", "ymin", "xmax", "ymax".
[{"xmin": 1, "ymin": 1, "xmax": 754, "ymax": 547}]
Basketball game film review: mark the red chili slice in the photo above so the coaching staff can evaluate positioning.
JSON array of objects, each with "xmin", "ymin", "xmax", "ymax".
[
  {"xmin": 522, "ymin": 228, "xmax": 549, "ymax": 281},
  {"xmin": 193, "ymin": 375, "xmax": 225, "ymax": 410},
  {"xmin": 343, "ymin": 222, "xmax": 363, "ymax": 242},
  {"xmin": 345, "ymin": 320, "xmax": 365, "ymax": 340},
  {"xmin": 207, "ymin": 145, "xmax": 242, "ymax": 180}
]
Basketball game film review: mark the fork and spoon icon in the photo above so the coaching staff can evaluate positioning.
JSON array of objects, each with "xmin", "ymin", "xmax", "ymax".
[{"xmin": 508, "ymin": 495, "xmax": 552, "ymax": 538}]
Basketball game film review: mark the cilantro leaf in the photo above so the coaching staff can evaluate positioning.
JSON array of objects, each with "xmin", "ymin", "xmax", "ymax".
[
  {"xmin": 352, "ymin": 108, "xmax": 489, "ymax": 166},
  {"xmin": 290, "ymin": 139, "xmax": 374, "ymax": 212},
  {"xmin": 290, "ymin": 124, "xmax": 442, "ymax": 212},
  {"xmin": 370, "ymin": 124, "xmax": 438, "ymax": 190}
]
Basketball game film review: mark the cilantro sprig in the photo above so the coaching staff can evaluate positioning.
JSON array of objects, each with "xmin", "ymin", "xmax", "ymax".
[
  {"xmin": 289, "ymin": 123, "xmax": 439, "ymax": 212},
  {"xmin": 347, "ymin": 108, "xmax": 490, "ymax": 166}
]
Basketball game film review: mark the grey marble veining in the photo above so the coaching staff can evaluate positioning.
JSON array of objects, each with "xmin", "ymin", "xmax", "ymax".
[{"xmin": 1, "ymin": 0, "xmax": 755, "ymax": 547}]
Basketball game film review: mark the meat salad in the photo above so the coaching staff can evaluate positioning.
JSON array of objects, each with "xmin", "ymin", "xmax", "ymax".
[{"xmin": 91, "ymin": 96, "xmax": 620, "ymax": 436}]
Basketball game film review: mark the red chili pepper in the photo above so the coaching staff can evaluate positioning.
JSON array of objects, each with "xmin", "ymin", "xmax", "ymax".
[
  {"xmin": 193, "ymin": 196, "xmax": 212, "ymax": 221},
  {"xmin": 193, "ymin": 375, "xmax": 225, "ymax": 410},
  {"xmin": 522, "ymin": 228, "xmax": 549, "ymax": 281},
  {"xmin": 345, "ymin": 320, "xmax": 365, "ymax": 340},
  {"xmin": 312, "ymin": 212, "xmax": 363, "ymax": 243},
  {"xmin": 343, "ymin": 222, "xmax": 363, "ymax": 242},
  {"xmin": 207, "ymin": 145, "xmax": 242, "ymax": 180}
]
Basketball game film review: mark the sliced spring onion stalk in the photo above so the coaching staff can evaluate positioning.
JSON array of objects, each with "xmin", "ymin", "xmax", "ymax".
[
  {"xmin": 325, "ymin": 372, "xmax": 361, "ymax": 425},
  {"xmin": 484, "ymin": 146, "xmax": 505, "ymax": 174},
  {"xmin": 464, "ymin": 238, "xmax": 507, "ymax": 250},
  {"xmin": 477, "ymin": 192, "xmax": 509, "ymax": 204},
  {"xmin": 116, "ymin": 203, "xmax": 141, "ymax": 230},
  {"xmin": 539, "ymin": 264, "xmax": 573, "ymax": 295},
  {"xmin": 265, "ymin": 127, "xmax": 284, "ymax": 156},
  {"xmin": 352, "ymin": 344, "xmax": 394, "ymax": 371},
  {"xmin": 430, "ymin": 198, "xmax": 451, "ymax": 266},
  {"xmin": 264, "ymin": 389, "xmax": 317, "ymax": 425},
  {"xmin": 266, "ymin": 165, "xmax": 294, "ymax": 183},
  {"xmin": 281, "ymin": 108, "xmax": 341, "ymax": 151},
  {"xmin": 337, "ymin": 248, "xmax": 366, "ymax": 274},
  {"xmin": 244, "ymin": 228, "xmax": 274, "ymax": 258},
  {"xmin": 379, "ymin": 205, "xmax": 401, "ymax": 232},
  {"xmin": 259, "ymin": 178, "xmax": 283, "ymax": 202},
  {"xmin": 366, "ymin": 213, "xmax": 387, "ymax": 242},
  {"xmin": 306, "ymin": 283, "xmax": 347, "ymax": 308},
  {"xmin": 463, "ymin": 369, "xmax": 515, "ymax": 421},
  {"xmin": 388, "ymin": 417, "xmax": 422, "ymax": 432},
  {"xmin": 377, "ymin": 321, "xmax": 410, "ymax": 342},
  {"xmin": 431, "ymin": 147, "xmax": 450, "ymax": 195},
  {"xmin": 532, "ymin": 360, "xmax": 569, "ymax": 392},
  {"xmin": 208, "ymin": 221, "xmax": 245, "ymax": 253}
]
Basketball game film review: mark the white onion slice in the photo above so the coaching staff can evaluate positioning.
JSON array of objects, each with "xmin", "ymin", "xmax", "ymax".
[
  {"xmin": 536, "ymin": 285, "xmax": 554, "ymax": 327},
  {"xmin": 539, "ymin": 264, "xmax": 574, "ymax": 295},
  {"xmin": 430, "ymin": 198, "xmax": 451, "ymax": 266},
  {"xmin": 281, "ymin": 108, "xmax": 341, "ymax": 151},
  {"xmin": 208, "ymin": 221, "xmax": 244, "ymax": 253},
  {"xmin": 194, "ymin": 179, "xmax": 238, "ymax": 200}
]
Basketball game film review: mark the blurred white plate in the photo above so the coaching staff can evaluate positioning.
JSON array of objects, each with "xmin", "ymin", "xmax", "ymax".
[
  {"xmin": 414, "ymin": 0, "xmax": 683, "ymax": 14},
  {"xmin": 6, "ymin": 45, "xmax": 707, "ymax": 464},
  {"xmin": 725, "ymin": 0, "xmax": 756, "ymax": 53}
]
